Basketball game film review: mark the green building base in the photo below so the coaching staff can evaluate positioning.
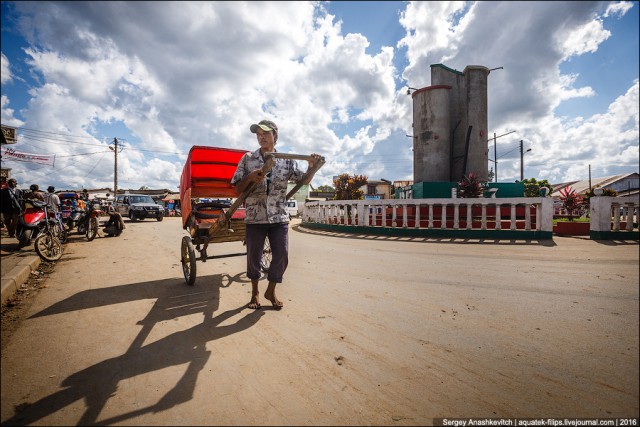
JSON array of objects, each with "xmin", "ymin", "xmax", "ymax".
[
  {"xmin": 411, "ymin": 181, "xmax": 525, "ymax": 198},
  {"xmin": 590, "ymin": 230, "xmax": 639, "ymax": 240},
  {"xmin": 302, "ymin": 222, "xmax": 552, "ymax": 240}
]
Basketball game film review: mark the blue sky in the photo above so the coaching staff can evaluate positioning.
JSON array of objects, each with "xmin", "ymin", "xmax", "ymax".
[{"xmin": 1, "ymin": 1, "xmax": 638, "ymax": 192}]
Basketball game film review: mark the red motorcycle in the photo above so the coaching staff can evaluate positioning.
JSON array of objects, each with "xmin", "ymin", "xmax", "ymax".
[
  {"xmin": 16, "ymin": 199, "xmax": 48, "ymax": 248},
  {"xmin": 16, "ymin": 198, "xmax": 67, "ymax": 248},
  {"xmin": 82, "ymin": 200, "xmax": 103, "ymax": 241}
]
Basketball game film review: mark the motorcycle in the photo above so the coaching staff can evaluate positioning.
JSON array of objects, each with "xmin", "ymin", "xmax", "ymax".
[
  {"xmin": 75, "ymin": 209, "xmax": 88, "ymax": 235},
  {"xmin": 16, "ymin": 199, "xmax": 48, "ymax": 248},
  {"xmin": 67, "ymin": 208, "xmax": 85, "ymax": 232},
  {"xmin": 16, "ymin": 199, "xmax": 68, "ymax": 248},
  {"xmin": 79, "ymin": 200, "xmax": 103, "ymax": 241},
  {"xmin": 34, "ymin": 204, "xmax": 64, "ymax": 262},
  {"xmin": 51, "ymin": 210, "xmax": 68, "ymax": 244}
]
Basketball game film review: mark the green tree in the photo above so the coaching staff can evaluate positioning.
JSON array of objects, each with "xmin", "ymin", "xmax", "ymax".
[
  {"xmin": 582, "ymin": 187, "xmax": 618, "ymax": 205},
  {"xmin": 317, "ymin": 185, "xmax": 335, "ymax": 192},
  {"xmin": 333, "ymin": 173, "xmax": 367, "ymax": 200},
  {"xmin": 522, "ymin": 177, "xmax": 552, "ymax": 197}
]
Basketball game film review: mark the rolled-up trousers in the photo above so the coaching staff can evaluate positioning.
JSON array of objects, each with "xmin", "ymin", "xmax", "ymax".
[{"xmin": 245, "ymin": 222, "xmax": 289, "ymax": 283}]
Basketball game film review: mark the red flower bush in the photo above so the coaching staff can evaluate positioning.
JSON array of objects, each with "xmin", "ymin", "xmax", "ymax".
[{"xmin": 558, "ymin": 186, "xmax": 584, "ymax": 220}]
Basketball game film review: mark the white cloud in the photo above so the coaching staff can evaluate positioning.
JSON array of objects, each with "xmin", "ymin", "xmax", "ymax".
[
  {"xmin": 605, "ymin": 1, "xmax": 634, "ymax": 18},
  {"xmin": 557, "ymin": 18, "xmax": 611, "ymax": 58},
  {"xmin": 1, "ymin": 1, "xmax": 637, "ymax": 191},
  {"xmin": 1, "ymin": 52, "xmax": 12, "ymax": 84},
  {"xmin": 1, "ymin": 95, "xmax": 24, "ymax": 127}
]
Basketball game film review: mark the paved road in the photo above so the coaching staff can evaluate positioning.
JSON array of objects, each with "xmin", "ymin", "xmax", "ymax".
[{"xmin": 1, "ymin": 217, "xmax": 638, "ymax": 425}]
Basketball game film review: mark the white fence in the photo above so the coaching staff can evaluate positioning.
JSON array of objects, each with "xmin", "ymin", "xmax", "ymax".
[
  {"xmin": 589, "ymin": 195, "xmax": 639, "ymax": 234},
  {"xmin": 303, "ymin": 198, "xmax": 554, "ymax": 233},
  {"xmin": 301, "ymin": 196, "xmax": 639, "ymax": 239}
]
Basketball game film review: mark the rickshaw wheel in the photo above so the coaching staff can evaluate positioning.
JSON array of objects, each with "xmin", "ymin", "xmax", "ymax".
[
  {"xmin": 181, "ymin": 236, "xmax": 197, "ymax": 286},
  {"xmin": 261, "ymin": 236, "xmax": 271, "ymax": 273}
]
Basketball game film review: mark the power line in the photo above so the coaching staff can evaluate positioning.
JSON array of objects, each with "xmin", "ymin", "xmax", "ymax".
[
  {"xmin": 56, "ymin": 150, "xmax": 111, "ymax": 158},
  {"xmin": 82, "ymin": 151, "xmax": 109, "ymax": 179},
  {"xmin": 19, "ymin": 127, "xmax": 97, "ymax": 139},
  {"xmin": 496, "ymin": 145, "xmax": 521, "ymax": 159},
  {"xmin": 19, "ymin": 127, "xmax": 185, "ymax": 155}
]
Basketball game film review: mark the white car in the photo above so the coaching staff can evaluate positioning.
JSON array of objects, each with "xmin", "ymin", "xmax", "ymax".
[{"xmin": 285, "ymin": 199, "xmax": 299, "ymax": 218}]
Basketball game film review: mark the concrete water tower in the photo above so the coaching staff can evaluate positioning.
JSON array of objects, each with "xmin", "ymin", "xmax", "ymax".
[{"xmin": 411, "ymin": 64, "xmax": 490, "ymax": 184}]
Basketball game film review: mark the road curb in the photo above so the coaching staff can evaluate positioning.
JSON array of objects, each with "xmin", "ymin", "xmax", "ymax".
[{"xmin": 0, "ymin": 256, "xmax": 41, "ymax": 306}]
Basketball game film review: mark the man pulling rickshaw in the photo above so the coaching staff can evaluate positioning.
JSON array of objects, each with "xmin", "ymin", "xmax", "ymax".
[{"xmin": 179, "ymin": 119, "xmax": 325, "ymax": 312}]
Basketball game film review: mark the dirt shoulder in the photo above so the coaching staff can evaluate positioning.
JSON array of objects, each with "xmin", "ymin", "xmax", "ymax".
[{"xmin": 1, "ymin": 261, "xmax": 55, "ymax": 355}]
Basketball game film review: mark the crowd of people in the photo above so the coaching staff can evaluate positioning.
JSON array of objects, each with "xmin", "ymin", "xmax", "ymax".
[
  {"xmin": 1, "ymin": 180, "xmax": 180, "ymax": 238},
  {"xmin": 0, "ymin": 179, "xmax": 93, "ymax": 238}
]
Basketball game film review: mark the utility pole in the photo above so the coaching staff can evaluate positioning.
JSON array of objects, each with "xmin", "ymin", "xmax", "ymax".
[
  {"xmin": 487, "ymin": 130, "xmax": 516, "ymax": 182},
  {"xmin": 519, "ymin": 140, "xmax": 531, "ymax": 181},
  {"xmin": 493, "ymin": 133, "xmax": 497, "ymax": 182},
  {"xmin": 109, "ymin": 138, "xmax": 121, "ymax": 197},
  {"xmin": 114, "ymin": 138, "xmax": 118, "ymax": 196}
]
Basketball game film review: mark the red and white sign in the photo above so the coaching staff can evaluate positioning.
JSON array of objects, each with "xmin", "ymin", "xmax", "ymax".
[{"xmin": 1, "ymin": 147, "xmax": 56, "ymax": 166}]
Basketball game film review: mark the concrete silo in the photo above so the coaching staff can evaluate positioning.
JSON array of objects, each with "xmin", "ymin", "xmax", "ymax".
[
  {"xmin": 412, "ymin": 64, "xmax": 490, "ymax": 184},
  {"xmin": 461, "ymin": 65, "xmax": 490, "ymax": 181},
  {"xmin": 412, "ymin": 85, "xmax": 451, "ymax": 183}
]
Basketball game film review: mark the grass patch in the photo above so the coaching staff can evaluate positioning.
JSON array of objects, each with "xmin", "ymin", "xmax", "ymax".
[{"xmin": 553, "ymin": 217, "xmax": 590, "ymax": 225}]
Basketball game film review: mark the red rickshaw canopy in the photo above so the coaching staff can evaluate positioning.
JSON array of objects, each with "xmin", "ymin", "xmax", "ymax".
[{"xmin": 180, "ymin": 145, "xmax": 248, "ymax": 228}]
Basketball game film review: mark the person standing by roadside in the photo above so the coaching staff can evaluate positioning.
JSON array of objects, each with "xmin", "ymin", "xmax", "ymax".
[
  {"xmin": 25, "ymin": 184, "xmax": 46, "ymax": 201},
  {"xmin": 1, "ymin": 178, "xmax": 23, "ymax": 238},
  {"xmin": 45, "ymin": 186, "xmax": 61, "ymax": 214},
  {"xmin": 230, "ymin": 119, "xmax": 322, "ymax": 310}
]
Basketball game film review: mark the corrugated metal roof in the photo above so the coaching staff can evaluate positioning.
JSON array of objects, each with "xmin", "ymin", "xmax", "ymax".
[{"xmin": 550, "ymin": 173, "xmax": 638, "ymax": 197}]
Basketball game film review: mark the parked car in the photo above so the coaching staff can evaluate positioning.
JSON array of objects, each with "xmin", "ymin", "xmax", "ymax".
[
  {"xmin": 113, "ymin": 194, "xmax": 164, "ymax": 221},
  {"xmin": 285, "ymin": 199, "xmax": 299, "ymax": 218}
]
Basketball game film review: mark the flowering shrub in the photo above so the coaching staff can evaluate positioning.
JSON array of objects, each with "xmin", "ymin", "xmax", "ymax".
[
  {"xmin": 457, "ymin": 172, "xmax": 487, "ymax": 198},
  {"xmin": 558, "ymin": 186, "xmax": 584, "ymax": 220},
  {"xmin": 333, "ymin": 173, "xmax": 368, "ymax": 200}
]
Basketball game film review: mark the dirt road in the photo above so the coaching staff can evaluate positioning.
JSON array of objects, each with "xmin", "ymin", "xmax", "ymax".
[{"xmin": 1, "ymin": 217, "xmax": 638, "ymax": 425}]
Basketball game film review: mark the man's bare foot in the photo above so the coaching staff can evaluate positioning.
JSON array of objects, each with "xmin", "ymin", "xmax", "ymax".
[
  {"xmin": 264, "ymin": 289, "xmax": 283, "ymax": 310},
  {"xmin": 248, "ymin": 292, "xmax": 261, "ymax": 309}
]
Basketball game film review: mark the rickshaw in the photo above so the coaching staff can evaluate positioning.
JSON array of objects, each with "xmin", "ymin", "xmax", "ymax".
[
  {"xmin": 57, "ymin": 191, "xmax": 78, "ymax": 226},
  {"xmin": 179, "ymin": 145, "xmax": 324, "ymax": 286}
]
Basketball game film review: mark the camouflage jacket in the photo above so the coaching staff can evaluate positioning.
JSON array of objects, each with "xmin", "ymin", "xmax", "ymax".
[{"xmin": 230, "ymin": 148, "xmax": 304, "ymax": 224}]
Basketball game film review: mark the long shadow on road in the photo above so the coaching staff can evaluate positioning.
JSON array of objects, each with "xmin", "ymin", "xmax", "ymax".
[{"xmin": 3, "ymin": 272, "xmax": 264, "ymax": 426}]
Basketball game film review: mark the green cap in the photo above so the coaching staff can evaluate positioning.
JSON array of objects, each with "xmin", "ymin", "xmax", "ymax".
[{"xmin": 250, "ymin": 120, "xmax": 278, "ymax": 134}]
